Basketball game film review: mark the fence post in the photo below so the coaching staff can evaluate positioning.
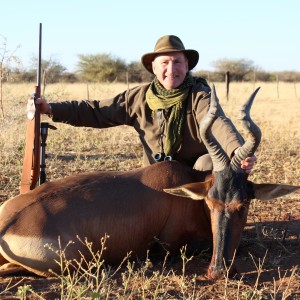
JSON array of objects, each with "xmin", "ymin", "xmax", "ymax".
[
  {"xmin": 253, "ymin": 69, "xmax": 256, "ymax": 91},
  {"xmin": 126, "ymin": 71, "xmax": 129, "ymax": 90},
  {"xmin": 225, "ymin": 71, "xmax": 230, "ymax": 101},
  {"xmin": 86, "ymin": 83, "xmax": 90, "ymax": 100},
  {"xmin": 294, "ymin": 80, "xmax": 298, "ymax": 99},
  {"xmin": 276, "ymin": 74, "xmax": 280, "ymax": 100}
]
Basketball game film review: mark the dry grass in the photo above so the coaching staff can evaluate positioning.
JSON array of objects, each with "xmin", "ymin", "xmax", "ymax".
[{"xmin": 0, "ymin": 81, "xmax": 299, "ymax": 299}]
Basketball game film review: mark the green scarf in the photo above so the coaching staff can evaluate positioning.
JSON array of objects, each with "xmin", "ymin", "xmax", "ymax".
[{"xmin": 146, "ymin": 74, "xmax": 194, "ymax": 157}]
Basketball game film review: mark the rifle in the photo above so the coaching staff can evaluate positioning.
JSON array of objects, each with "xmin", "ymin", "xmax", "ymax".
[{"xmin": 20, "ymin": 23, "xmax": 45, "ymax": 194}]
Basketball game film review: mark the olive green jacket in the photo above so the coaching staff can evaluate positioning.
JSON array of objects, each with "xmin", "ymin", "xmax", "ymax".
[{"xmin": 50, "ymin": 80, "xmax": 243, "ymax": 166}]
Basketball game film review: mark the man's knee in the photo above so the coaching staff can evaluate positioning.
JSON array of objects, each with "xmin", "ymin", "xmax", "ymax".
[{"xmin": 193, "ymin": 154, "xmax": 213, "ymax": 171}]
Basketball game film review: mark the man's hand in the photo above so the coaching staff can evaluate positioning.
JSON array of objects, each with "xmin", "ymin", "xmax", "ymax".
[
  {"xmin": 234, "ymin": 147, "xmax": 257, "ymax": 174},
  {"xmin": 241, "ymin": 156, "xmax": 257, "ymax": 174},
  {"xmin": 27, "ymin": 97, "xmax": 51, "ymax": 117}
]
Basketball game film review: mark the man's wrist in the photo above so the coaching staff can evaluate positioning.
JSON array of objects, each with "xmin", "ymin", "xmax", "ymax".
[
  {"xmin": 234, "ymin": 147, "xmax": 240, "ymax": 155},
  {"xmin": 47, "ymin": 103, "xmax": 53, "ymax": 118},
  {"xmin": 231, "ymin": 147, "xmax": 240, "ymax": 158}
]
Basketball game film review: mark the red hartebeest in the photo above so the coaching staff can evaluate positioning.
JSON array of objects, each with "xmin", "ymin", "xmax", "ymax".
[{"xmin": 0, "ymin": 86, "xmax": 299, "ymax": 279}]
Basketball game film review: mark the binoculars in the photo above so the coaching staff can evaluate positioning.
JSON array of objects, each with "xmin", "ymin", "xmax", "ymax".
[{"xmin": 154, "ymin": 152, "xmax": 172, "ymax": 162}]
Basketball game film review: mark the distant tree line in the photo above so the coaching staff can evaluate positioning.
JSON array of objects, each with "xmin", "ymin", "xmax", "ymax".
[
  {"xmin": 194, "ymin": 58, "xmax": 300, "ymax": 83},
  {"xmin": 2, "ymin": 51, "xmax": 300, "ymax": 85}
]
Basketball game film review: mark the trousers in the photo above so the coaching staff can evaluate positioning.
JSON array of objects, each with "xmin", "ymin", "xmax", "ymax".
[{"xmin": 193, "ymin": 154, "xmax": 213, "ymax": 171}]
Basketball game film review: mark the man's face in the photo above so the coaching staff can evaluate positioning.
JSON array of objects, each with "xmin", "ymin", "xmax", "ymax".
[{"xmin": 152, "ymin": 52, "xmax": 189, "ymax": 90}]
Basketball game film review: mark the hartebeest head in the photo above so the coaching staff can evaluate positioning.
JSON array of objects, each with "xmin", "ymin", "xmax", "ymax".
[
  {"xmin": 199, "ymin": 85, "xmax": 261, "ymax": 279},
  {"xmin": 164, "ymin": 85, "xmax": 299, "ymax": 280}
]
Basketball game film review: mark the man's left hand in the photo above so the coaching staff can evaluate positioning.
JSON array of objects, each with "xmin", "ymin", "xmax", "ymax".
[{"xmin": 241, "ymin": 156, "xmax": 257, "ymax": 174}]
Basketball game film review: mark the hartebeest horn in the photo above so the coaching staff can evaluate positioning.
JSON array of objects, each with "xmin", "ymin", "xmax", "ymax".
[
  {"xmin": 200, "ymin": 84, "xmax": 229, "ymax": 172},
  {"xmin": 231, "ymin": 87, "xmax": 262, "ymax": 171}
]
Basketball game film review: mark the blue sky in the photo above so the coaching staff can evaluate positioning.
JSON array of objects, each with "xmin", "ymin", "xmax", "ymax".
[{"xmin": 1, "ymin": 0, "xmax": 299, "ymax": 72}]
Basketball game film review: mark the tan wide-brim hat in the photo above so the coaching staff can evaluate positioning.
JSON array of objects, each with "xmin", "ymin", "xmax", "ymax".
[{"xmin": 141, "ymin": 35, "xmax": 199, "ymax": 74}]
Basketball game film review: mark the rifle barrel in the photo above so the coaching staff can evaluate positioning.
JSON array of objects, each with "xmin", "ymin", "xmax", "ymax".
[{"xmin": 37, "ymin": 23, "xmax": 42, "ymax": 90}]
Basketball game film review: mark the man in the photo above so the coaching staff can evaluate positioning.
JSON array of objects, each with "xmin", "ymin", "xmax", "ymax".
[{"xmin": 32, "ymin": 35, "xmax": 255, "ymax": 172}]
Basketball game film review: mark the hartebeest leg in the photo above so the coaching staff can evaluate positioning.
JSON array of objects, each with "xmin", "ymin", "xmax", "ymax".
[
  {"xmin": 0, "ymin": 262, "xmax": 32, "ymax": 276},
  {"xmin": 0, "ymin": 253, "xmax": 7, "ymax": 265},
  {"xmin": 0, "ymin": 253, "xmax": 36, "ymax": 276}
]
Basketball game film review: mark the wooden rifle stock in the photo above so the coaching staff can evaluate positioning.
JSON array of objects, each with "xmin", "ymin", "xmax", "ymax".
[{"xmin": 20, "ymin": 24, "xmax": 42, "ymax": 194}]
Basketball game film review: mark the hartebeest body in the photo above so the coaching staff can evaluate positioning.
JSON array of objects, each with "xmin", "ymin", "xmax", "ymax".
[
  {"xmin": 0, "ymin": 161, "xmax": 212, "ymax": 277},
  {"xmin": 0, "ymin": 87, "xmax": 299, "ymax": 279}
]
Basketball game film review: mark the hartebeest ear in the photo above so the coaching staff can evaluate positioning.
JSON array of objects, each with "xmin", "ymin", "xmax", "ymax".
[
  {"xmin": 163, "ymin": 180, "xmax": 212, "ymax": 200},
  {"xmin": 252, "ymin": 183, "xmax": 300, "ymax": 201}
]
